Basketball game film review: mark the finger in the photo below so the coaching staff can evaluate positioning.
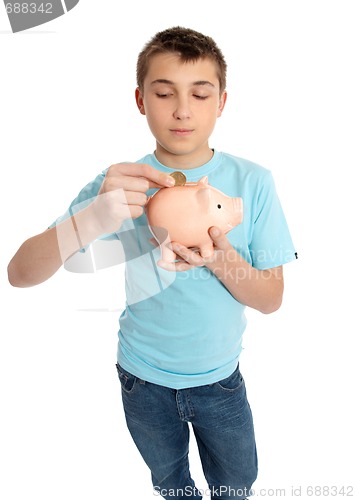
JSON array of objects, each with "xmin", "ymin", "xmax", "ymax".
[
  {"xmin": 171, "ymin": 243, "xmax": 205, "ymax": 267},
  {"xmin": 129, "ymin": 205, "xmax": 145, "ymax": 219},
  {"xmin": 148, "ymin": 180, "xmax": 174, "ymax": 189},
  {"xmin": 108, "ymin": 163, "xmax": 175, "ymax": 188},
  {"xmin": 157, "ymin": 260, "xmax": 195, "ymax": 272},
  {"xmin": 123, "ymin": 190, "xmax": 148, "ymax": 206},
  {"xmin": 104, "ymin": 175, "xmax": 149, "ymax": 193},
  {"xmin": 208, "ymin": 226, "xmax": 232, "ymax": 251},
  {"xmin": 102, "ymin": 189, "xmax": 147, "ymax": 219},
  {"xmin": 96, "ymin": 188, "xmax": 147, "ymax": 211}
]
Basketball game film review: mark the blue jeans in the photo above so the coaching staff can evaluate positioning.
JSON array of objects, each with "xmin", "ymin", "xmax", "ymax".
[{"xmin": 116, "ymin": 363, "xmax": 258, "ymax": 499}]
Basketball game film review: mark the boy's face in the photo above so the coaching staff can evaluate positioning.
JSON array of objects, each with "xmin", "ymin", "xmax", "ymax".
[{"xmin": 136, "ymin": 53, "xmax": 227, "ymax": 168}]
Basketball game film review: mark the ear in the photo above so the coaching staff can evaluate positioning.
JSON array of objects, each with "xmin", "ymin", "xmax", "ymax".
[
  {"xmin": 197, "ymin": 176, "xmax": 209, "ymax": 186},
  {"xmin": 217, "ymin": 90, "xmax": 227, "ymax": 117},
  {"xmin": 135, "ymin": 87, "xmax": 146, "ymax": 115},
  {"xmin": 196, "ymin": 185, "xmax": 212, "ymax": 206}
]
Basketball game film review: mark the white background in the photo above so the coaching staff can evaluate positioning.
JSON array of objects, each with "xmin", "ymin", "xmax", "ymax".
[{"xmin": 1, "ymin": 1, "xmax": 354, "ymax": 498}]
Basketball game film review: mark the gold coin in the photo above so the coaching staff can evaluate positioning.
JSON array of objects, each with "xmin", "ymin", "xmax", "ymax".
[{"xmin": 170, "ymin": 171, "xmax": 186, "ymax": 186}]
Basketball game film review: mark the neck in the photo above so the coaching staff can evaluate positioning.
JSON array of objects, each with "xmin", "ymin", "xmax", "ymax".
[{"xmin": 155, "ymin": 146, "xmax": 214, "ymax": 170}]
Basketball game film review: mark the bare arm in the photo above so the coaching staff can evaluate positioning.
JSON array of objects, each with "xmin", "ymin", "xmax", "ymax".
[
  {"xmin": 158, "ymin": 226, "xmax": 284, "ymax": 314},
  {"xmin": 204, "ymin": 229, "xmax": 283, "ymax": 313},
  {"xmin": 204, "ymin": 227, "xmax": 283, "ymax": 314},
  {"xmin": 7, "ymin": 206, "xmax": 103, "ymax": 287},
  {"xmin": 8, "ymin": 163, "xmax": 175, "ymax": 288},
  {"xmin": 8, "ymin": 224, "xmax": 78, "ymax": 288}
]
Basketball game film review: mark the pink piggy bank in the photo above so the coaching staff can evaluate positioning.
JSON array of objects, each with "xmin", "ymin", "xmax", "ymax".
[{"xmin": 145, "ymin": 176, "xmax": 243, "ymax": 262}]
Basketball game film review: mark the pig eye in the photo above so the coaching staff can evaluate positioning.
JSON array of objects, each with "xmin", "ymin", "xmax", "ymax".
[{"xmin": 217, "ymin": 204, "xmax": 222, "ymax": 209}]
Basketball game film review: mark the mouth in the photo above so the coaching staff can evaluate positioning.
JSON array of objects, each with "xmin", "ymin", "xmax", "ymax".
[{"xmin": 170, "ymin": 128, "xmax": 194, "ymax": 136}]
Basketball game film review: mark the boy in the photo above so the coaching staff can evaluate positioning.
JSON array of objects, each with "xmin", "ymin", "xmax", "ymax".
[{"xmin": 8, "ymin": 27, "xmax": 296, "ymax": 499}]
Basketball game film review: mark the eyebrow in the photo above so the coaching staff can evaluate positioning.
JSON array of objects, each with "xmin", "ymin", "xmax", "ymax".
[{"xmin": 150, "ymin": 79, "xmax": 216, "ymax": 88}]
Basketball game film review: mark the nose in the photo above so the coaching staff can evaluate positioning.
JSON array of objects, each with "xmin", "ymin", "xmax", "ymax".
[{"xmin": 173, "ymin": 97, "xmax": 191, "ymax": 120}]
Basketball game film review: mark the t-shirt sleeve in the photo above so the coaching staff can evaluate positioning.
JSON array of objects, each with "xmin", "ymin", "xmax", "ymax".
[
  {"xmin": 48, "ymin": 170, "xmax": 104, "ymax": 227},
  {"xmin": 249, "ymin": 171, "xmax": 297, "ymax": 270},
  {"xmin": 48, "ymin": 169, "xmax": 120, "ymax": 252}
]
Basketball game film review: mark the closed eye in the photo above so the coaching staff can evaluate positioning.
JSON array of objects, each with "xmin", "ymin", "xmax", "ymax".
[{"xmin": 193, "ymin": 95, "xmax": 209, "ymax": 100}]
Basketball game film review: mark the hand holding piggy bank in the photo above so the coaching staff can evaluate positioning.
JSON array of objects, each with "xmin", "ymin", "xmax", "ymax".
[{"xmin": 145, "ymin": 176, "xmax": 243, "ymax": 263}]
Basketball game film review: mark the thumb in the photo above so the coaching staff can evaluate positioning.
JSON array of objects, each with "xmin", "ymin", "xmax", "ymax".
[{"xmin": 208, "ymin": 226, "xmax": 232, "ymax": 251}]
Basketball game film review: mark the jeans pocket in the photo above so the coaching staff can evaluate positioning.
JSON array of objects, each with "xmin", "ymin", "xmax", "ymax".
[
  {"xmin": 216, "ymin": 365, "xmax": 244, "ymax": 392},
  {"xmin": 116, "ymin": 363, "xmax": 137, "ymax": 393}
]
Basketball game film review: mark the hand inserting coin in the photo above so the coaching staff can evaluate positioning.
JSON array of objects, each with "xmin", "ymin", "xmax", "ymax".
[{"xmin": 169, "ymin": 171, "xmax": 187, "ymax": 186}]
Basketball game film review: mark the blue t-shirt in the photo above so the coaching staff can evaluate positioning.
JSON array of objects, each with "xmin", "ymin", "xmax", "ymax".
[{"xmin": 52, "ymin": 151, "xmax": 296, "ymax": 389}]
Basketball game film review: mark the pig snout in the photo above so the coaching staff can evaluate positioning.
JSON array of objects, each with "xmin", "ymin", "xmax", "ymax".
[
  {"xmin": 213, "ymin": 196, "xmax": 243, "ymax": 231},
  {"xmin": 231, "ymin": 197, "xmax": 243, "ymax": 226}
]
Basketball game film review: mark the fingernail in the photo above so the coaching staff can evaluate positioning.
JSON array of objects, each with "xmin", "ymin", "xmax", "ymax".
[{"xmin": 166, "ymin": 176, "xmax": 175, "ymax": 186}]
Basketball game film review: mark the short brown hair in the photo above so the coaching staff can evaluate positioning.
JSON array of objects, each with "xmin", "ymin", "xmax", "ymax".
[{"xmin": 136, "ymin": 26, "xmax": 227, "ymax": 95}]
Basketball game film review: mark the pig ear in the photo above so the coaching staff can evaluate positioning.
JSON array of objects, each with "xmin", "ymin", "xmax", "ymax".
[
  {"xmin": 197, "ymin": 176, "xmax": 208, "ymax": 186},
  {"xmin": 196, "ymin": 184, "xmax": 212, "ymax": 206}
]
